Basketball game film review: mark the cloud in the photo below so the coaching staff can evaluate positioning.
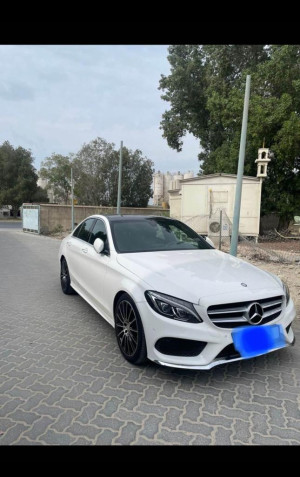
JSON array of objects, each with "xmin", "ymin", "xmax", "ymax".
[
  {"xmin": 0, "ymin": 45, "xmax": 201, "ymax": 174},
  {"xmin": 0, "ymin": 80, "xmax": 35, "ymax": 101}
]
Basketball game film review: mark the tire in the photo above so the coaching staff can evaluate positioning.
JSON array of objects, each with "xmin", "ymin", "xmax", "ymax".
[
  {"xmin": 60, "ymin": 257, "xmax": 77, "ymax": 295},
  {"xmin": 114, "ymin": 293, "xmax": 147, "ymax": 365}
]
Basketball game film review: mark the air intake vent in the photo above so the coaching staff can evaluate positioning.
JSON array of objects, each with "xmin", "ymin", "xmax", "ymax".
[{"xmin": 155, "ymin": 338, "xmax": 207, "ymax": 357}]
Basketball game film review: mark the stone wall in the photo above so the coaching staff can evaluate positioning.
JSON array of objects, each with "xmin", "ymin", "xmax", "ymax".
[{"xmin": 38, "ymin": 204, "xmax": 169, "ymax": 234}]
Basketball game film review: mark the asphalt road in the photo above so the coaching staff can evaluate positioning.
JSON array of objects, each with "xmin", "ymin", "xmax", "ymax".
[
  {"xmin": 0, "ymin": 228, "xmax": 300, "ymax": 445},
  {"xmin": 0, "ymin": 220, "xmax": 22, "ymax": 229}
]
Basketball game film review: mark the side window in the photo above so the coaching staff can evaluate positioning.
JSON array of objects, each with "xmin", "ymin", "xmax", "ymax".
[
  {"xmin": 73, "ymin": 223, "xmax": 82, "ymax": 238},
  {"xmin": 75, "ymin": 218, "xmax": 95, "ymax": 243},
  {"xmin": 89, "ymin": 219, "xmax": 109, "ymax": 251}
]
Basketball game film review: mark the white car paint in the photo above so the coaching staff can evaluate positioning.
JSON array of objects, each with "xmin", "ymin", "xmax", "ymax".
[
  {"xmin": 116, "ymin": 249, "xmax": 283, "ymax": 304},
  {"xmin": 59, "ymin": 215, "xmax": 296, "ymax": 369}
]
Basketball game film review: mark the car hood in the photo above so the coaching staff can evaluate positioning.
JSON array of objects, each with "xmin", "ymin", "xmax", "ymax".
[{"xmin": 116, "ymin": 249, "xmax": 282, "ymax": 304}]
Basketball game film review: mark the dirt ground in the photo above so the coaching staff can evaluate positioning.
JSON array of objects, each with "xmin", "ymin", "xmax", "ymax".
[
  {"xmin": 259, "ymin": 241, "xmax": 300, "ymax": 253},
  {"xmin": 239, "ymin": 256, "xmax": 300, "ymax": 314},
  {"xmin": 237, "ymin": 239, "xmax": 300, "ymax": 314}
]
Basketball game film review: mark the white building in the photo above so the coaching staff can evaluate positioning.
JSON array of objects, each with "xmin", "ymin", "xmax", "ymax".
[
  {"xmin": 153, "ymin": 170, "xmax": 194, "ymax": 206},
  {"xmin": 168, "ymin": 148, "xmax": 271, "ymax": 239},
  {"xmin": 0, "ymin": 205, "xmax": 11, "ymax": 218},
  {"xmin": 37, "ymin": 176, "xmax": 55, "ymax": 203}
]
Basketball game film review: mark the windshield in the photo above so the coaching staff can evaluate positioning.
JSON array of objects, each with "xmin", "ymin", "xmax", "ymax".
[{"xmin": 110, "ymin": 217, "xmax": 213, "ymax": 253}]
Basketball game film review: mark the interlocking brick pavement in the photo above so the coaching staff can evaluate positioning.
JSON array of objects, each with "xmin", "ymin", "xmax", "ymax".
[{"xmin": 0, "ymin": 229, "xmax": 299, "ymax": 445}]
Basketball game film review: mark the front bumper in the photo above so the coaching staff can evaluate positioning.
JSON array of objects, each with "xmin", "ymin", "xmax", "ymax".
[
  {"xmin": 155, "ymin": 335, "xmax": 296, "ymax": 370},
  {"xmin": 137, "ymin": 297, "xmax": 296, "ymax": 370}
]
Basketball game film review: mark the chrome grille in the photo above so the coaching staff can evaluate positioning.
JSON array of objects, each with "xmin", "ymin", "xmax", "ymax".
[{"xmin": 207, "ymin": 295, "xmax": 283, "ymax": 328}]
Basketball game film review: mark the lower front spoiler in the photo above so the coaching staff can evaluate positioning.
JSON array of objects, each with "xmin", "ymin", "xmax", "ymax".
[{"xmin": 154, "ymin": 336, "xmax": 296, "ymax": 371}]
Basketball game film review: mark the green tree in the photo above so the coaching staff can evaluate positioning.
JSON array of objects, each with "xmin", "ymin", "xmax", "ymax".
[
  {"xmin": 72, "ymin": 137, "xmax": 116, "ymax": 205},
  {"xmin": 159, "ymin": 45, "xmax": 300, "ymax": 225},
  {"xmin": 109, "ymin": 146, "xmax": 154, "ymax": 208},
  {"xmin": 0, "ymin": 141, "xmax": 39, "ymax": 216},
  {"xmin": 39, "ymin": 153, "xmax": 72, "ymax": 204},
  {"xmin": 73, "ymin": 137, "xmax": 154, "ymax": 207},
  {"xmin": 31, "ymin": 186, "xmax": 49, "ymax": 204}
]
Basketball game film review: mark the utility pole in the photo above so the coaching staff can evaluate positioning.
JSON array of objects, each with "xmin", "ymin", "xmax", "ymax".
[
  {"xmin": 71, "ymin": 166, "xmax": 74, "ymax": 231},
  {"xmin": 218, "ymin": 209, "xmax": 223, "ymax": 251},
  {"xmin": 117, "ymin": 140, "xmax": 123, "ymax": 215},
  {"xmin": 230, "ymin": 75, "xmax": 251, "ymax": 256}
]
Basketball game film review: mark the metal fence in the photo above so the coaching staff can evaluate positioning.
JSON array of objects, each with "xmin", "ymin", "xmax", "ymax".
[
  {"xmin": 237, "ymin": 234, "xmax": 300, "ymax": 264},
  {"xmin": 175, "ymin": 209, "xmax": 300, "ymax": 264}
]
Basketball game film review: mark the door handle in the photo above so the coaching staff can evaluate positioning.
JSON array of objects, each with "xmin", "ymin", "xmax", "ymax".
[{"xmin": 82, "ymin": 248, "xmax": 88, "ymax": 253}]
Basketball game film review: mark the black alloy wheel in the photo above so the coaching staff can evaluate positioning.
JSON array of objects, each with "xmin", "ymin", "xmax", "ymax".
[
  {"xmin": 114, "ymin": 293, "xmax": 147, "ymax": 365},
  {"xmin": 60, "ymin": 257, "xmax": 77, "ymax": 295}
]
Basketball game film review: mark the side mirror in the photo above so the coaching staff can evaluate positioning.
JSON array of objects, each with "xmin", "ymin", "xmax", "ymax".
[
  {"xmin": 205, "ymin": 236, "xmax": 215, "ymax": 248},
  {"xmin": 93, "ymin": 238, "xmax": 104, "ymax": 254}
]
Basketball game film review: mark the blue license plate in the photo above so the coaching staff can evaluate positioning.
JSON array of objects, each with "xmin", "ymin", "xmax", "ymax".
[{"xmin": 232, "ymin": 324, "xmax": 286, "ymax": 358}]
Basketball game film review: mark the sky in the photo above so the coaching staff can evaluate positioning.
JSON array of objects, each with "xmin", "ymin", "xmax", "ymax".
[{"xmin": 0, "ymin": 45, "xmax": 201, "ymax": 175}]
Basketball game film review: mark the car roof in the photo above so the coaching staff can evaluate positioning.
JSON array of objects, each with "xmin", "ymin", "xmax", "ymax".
[{"xmin": 105, "ymin": 215, "xmax": 172, "ymax": 222}]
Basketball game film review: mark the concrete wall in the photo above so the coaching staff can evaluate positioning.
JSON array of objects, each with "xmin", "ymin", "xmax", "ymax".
[
  {"xmin": 169, "ymin": 195, "xmax": 182, "ymax": 220},
  {"xmin": 38, "ymin": 204, "xmax": 169, "ymax": 234}
]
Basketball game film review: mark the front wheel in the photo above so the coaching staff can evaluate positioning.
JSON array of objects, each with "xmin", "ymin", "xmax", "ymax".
[
  {"xmin": 60, "ymin": 257, "xmax": 77, "ymax": 295},
  {"xmin": 114, "ymin": 293, "xmax": 147, "ymax": 365}
]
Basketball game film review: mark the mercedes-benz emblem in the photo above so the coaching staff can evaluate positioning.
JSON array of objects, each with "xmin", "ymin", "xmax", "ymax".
[{"xmin": 246, "ymin": 302, "xmax": 264, "ymax": 325}]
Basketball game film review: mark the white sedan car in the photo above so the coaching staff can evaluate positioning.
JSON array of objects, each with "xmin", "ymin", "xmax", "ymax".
[{"xmin": 59, "ymin": 215, "xmax": 296, "ymax": 370}]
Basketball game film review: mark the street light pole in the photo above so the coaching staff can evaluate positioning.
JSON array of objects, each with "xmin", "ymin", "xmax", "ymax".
[
  {"xmin": 117, "ymin": 140, "xmax": 123, "ymax": 215},
  {"xmin": 230, "ymin": 75, "xmax": 251, "ymax": 256},
  {"xmin": 71, "ymin": 166, "xmax": 74, "ymax": 231}
]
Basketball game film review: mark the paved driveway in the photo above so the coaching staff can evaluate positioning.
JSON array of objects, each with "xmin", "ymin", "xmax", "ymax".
[{"xmin": 0, "ymin": 229, "xmax": 299, "ymax": 445}]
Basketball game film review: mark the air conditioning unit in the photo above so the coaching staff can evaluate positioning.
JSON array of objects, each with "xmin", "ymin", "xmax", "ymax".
[
  {"xmin": 209, "ymin": 221, "xmax": 221, "ymax": 234},
  {"xmin": 208, "ymin": 210, "xmax": 231, "ymax": 237}
]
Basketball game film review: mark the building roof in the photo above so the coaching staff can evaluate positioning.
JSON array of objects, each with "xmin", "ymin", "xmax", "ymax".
[{"xmin": 180, "ymin": 173, "xmax": 260, "ymax": 183}]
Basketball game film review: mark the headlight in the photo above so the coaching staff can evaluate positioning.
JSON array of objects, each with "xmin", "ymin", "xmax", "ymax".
[
  {"xmin": 282, "ymin": 280, "xmax": 290, "ymax": 305},
  {"xmin": 145, "ymin": 291, "xmax": 202, "ymax": 323}
]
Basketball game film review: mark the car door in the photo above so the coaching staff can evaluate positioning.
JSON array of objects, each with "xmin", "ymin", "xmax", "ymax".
[
  {"xmin": 85, "ymin": 218, "xmax": 110, "ymax": 314},
  {"xmin": 66, "ymin": 217, "xmax": 96, "ymax": 292}
]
